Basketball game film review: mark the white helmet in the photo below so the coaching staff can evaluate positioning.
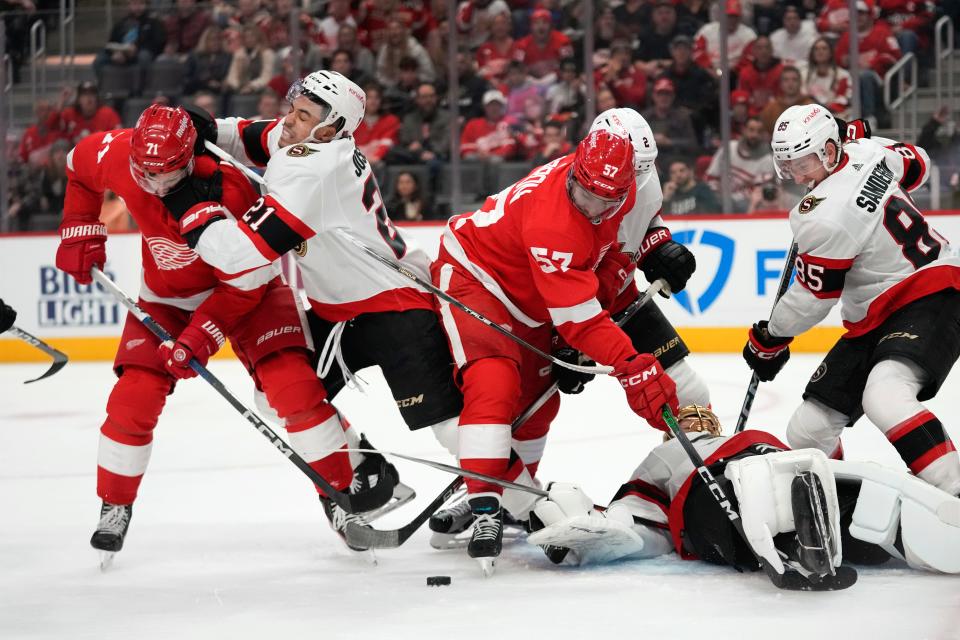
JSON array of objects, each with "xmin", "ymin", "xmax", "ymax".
[
  {"xmin": 771, "ymin": 103, "xmax": 841, "ymax": 183},
  {"xmin": 589, "ymin": 107, "xmax": 658, "ymax": 189},
  {"xmin": 286, "ymin": 70, "xmax": 366, "ymax": 142}
]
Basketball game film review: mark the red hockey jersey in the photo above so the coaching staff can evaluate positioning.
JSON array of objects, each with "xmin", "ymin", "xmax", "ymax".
[{"xmin": 439, "ymin": 155, "xmax": 639, "ymax": 367}]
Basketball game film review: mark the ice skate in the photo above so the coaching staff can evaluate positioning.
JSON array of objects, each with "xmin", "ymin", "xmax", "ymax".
[
  {"xmin": 351, "ymin": 434, "xmax": 416, "ymax": 522},
  {"xmin": 90, "ymin": 502, "xmax": 132, "ymax": 571},
  {"xmin": 467, "ymin": 495, "xmax": 503, "ymax": 577},
  {"xmin": 321, "ymin": 496, "xmax": 377, "ymax": 563},
  {"xmin": 431, "ymin": 491, "xmax": 527, "ymax": 550}
]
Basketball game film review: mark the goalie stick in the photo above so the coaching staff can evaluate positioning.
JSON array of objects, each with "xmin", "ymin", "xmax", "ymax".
[
  {"xmin": 90, "ymin": 267, "xmax": 392, "ymax": 514},
  {"xmin": 735, "ymin": 241, "xmax": 798, "ymax": 433},
  {"xmin": 662, "ymin": 406, "xmax": 857, "ymax": 591},
  {"xmin": 5, "ymin": 326, "xmax": 69, "ymax": 383},
  {"xmin": 343, "ymin": 280, "xmax": 667, "ymax": 549}
]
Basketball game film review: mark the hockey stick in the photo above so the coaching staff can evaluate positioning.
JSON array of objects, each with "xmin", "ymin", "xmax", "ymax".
[
  {"xmin": 734, "ymin": 242, "xmax": 799, "ymax": 433},
  {"xmin": 343, "ymin": 281, "xmax": 668, "ymax": 549},
  {"xmin": 203, "ymin": 140, "xmax": 268, "ymax": 186},
  {"xmin": 662, "ymin": 406, "xmax": 856, "ymax": 591},
  {"xmin": 90, "ymin": 267, "xmax": 390, "ymax": 514},
  {"xmin": 5, "ymin": 326, "xmax": 69, "ymax": 383},
  {"xmin": 336, "ymin": 229, "xmax": 611, "ymax": 375}
]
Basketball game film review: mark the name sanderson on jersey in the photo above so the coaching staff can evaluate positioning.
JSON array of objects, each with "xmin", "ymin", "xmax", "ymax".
[{"xmin": 854, "ymin": 159, "xmax": 895, "ymax": 213}]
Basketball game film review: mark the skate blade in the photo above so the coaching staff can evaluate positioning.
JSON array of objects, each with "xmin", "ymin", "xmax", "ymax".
[
  {"xmin": 98, "ymin": 551, "xmax": 116, "ymax": 572},
  {"xmin": 477, "ymin": 557, "xmax": 496, "ymax": 578},
  {"xmin": 431, "ymin": 526, "xmax": 525, "ymax": 550},
  {"xmin": 361, "ymin": 483, "xmax": 417, "ymax": 523}
]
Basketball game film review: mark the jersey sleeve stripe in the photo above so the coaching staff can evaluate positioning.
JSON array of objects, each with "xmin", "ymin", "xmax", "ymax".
[
  {"xmin": 547, "ymin": 298, "xmax": 603, "ymax": 325},
  {"xmin": 800, "ymin": 254, "xmax": 855, "ymax": 270},
  {"xmin": 237, "ymin": 119, "xmax": 279, "ymax": 167},
  {"xmin": 238, "ymin": 195, "xmax": 315, "ymax": 261}
]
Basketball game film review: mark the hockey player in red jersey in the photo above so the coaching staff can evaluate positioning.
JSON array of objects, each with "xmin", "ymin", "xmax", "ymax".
[
  {"xmin": 57, "ymin": 105, "xmax": 367, "ymax": 565},
  {"xmin": 431, "ymin": 129, "xmax": 680, "ymax": 571},
  {"xmin": 742, "ymin": 103, "xmax": 960, "ymax": 497},
  {"xmin": 529, "ymin": 406, "xmax": 960, "ymax": 579}
]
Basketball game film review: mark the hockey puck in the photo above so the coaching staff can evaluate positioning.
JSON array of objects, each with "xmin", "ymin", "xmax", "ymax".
[{"xmin": 426, "ymin": 576, "xmax": 451, "ymax": 586}]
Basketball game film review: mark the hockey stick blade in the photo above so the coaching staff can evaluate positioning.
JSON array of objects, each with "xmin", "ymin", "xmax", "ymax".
[{"xmin": 7, "ymin": 326, "xmax": 69, "ymax": 383}]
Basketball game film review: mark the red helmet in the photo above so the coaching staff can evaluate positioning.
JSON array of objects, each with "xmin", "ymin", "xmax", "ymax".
[
  {"xmin": 568, "ymin": 130, "xmax": 634, "ymax": 221},
  {"xmin": 129, "ymin": 104, "xmax": 197, "ymax": 196}
]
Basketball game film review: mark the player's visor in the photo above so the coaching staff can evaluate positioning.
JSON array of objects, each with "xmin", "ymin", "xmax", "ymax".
[
  {"xmin": 567, "ymin": 173, "xmax": 626, "ymax": 221},
  {"xmin": 129, "ymin": 158, "xmax": 193, "ymax": 197},
  {"xmin": 774, "ymin": 151, "xmax": 822, "ymax": 181},
  {"xmin": 285, "ymin": 79, "xmax": 333, "ymax": 122}
]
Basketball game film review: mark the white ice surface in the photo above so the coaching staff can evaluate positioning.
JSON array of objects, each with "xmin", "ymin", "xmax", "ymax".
[{"xmin": 1, "ymin": 354, "xmax": 959, "ymax": 640}]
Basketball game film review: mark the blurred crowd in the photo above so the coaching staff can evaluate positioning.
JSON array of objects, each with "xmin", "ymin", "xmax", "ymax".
[{"xmin": 6, "ymin": 0, "xmax": 960, "ymax": 230}]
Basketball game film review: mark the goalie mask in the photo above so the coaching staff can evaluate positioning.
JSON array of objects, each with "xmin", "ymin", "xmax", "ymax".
[{"xmin": 664, "ymin": 405, "xmax": 722, "ymax": 441}]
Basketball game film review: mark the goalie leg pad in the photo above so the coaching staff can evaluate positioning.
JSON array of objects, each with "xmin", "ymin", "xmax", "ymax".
[
  {"xmin": 726, "ymin": 449, "xmax": 842, "ymax": 576},
  {"xmin": 831, "ymin": 460, "xmax": 960, "ymax": 573}
]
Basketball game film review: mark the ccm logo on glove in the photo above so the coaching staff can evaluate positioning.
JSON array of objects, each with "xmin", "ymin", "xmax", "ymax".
[{"xmin": 618, "ymin": 362, "xmax": 662, "ymax": 388}]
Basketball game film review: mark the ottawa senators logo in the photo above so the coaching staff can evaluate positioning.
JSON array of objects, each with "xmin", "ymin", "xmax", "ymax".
[
  {"xmin": 286, "ymin": 144, "xmax": 315, "ymax": 157},
  {"xmin": 295, "ymin": 240, "xmax": 308, "ymax": 257},
  {"xmin": 798, "ymin": 195, "xmax": 825, "ymax": 214},
  {"xmin": 810, "ymin": 362, "xmax": 827, "ymax": 383}
]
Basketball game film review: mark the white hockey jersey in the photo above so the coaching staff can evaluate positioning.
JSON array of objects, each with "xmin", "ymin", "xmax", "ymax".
[
  {"xmin": 769, "ymin": 137, "xmax": 960, "ymax": 339},
  {"xmin": 193, "ymin": 118, "xmax": 434, "ymax": 321},
  {"xmin": 612, "ymin": 173, "xmax": 665, "ymax": 298}
]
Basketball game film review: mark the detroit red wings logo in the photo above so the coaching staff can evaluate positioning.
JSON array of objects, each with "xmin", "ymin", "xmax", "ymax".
[{"xmin": 146, "ymin": 237, "xmax": 199, "ymax": 270}]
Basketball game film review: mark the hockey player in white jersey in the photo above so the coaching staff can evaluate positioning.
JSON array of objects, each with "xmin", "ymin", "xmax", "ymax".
[
  {"xmin": 740, "ymin": 103, "xmax": 960, "ymax": 497},
  {"xmin": 528, "ymin": 406, "xmax": 960, "ymax": 579},
  {"xmin": 158, "ymin": 70, "xmax": 464, "ymax": 546},
  {"xmin": 743, "ymin": 104, "xmax": 960, "ymax": 495}
]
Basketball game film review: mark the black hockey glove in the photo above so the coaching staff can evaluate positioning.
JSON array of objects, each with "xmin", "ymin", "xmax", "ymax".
[
  {"xmin": 0, "ymin": 298, "xmax": 16, "ymax": 333},
  {"xmin": 639, "ymin": 229, "xmax": 696, "ymax": 296},
  {"xmin": 552, "ymin": 347, "xmax": 595, "ymax": 394},
  {"xmin": 743, "ymin": 320, "xmax": 793, "ymax": 382},
  {"xmin": 161, "ymin": 171, "xmax": 224, "ymax": 221},
  {"xmin": 182, "ymin": 103, "xmax": 218, "ymax": 155}
]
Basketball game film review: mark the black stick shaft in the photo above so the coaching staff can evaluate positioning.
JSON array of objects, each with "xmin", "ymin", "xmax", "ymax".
[{"xmin": 7, "ymin": 326, "xmax": 69, "ymax": 383}]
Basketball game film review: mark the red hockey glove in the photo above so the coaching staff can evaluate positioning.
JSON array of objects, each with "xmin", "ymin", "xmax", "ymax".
[
  {"xmin": 594, "ymin": 247, "xmax": 635, "ymax": 309},
  {"xmin": 743, "ymin": 320, "xmax": 793, "ymax": 382},
  {"xmin": 56, "ymin": 223, "xmax": 107, "ymax": 285},
  {"xmin": 157, "ymin": 314, "xmax": 226, "ymax": 379},
  {"xmin": 613, "ymin": 353, "xmax": 679, "ymax": 431}
]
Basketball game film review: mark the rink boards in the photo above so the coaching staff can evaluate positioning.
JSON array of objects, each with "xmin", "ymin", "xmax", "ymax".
[{"xmin": 2, "ymin": 212, "xmax": 959, "ymax": 362}]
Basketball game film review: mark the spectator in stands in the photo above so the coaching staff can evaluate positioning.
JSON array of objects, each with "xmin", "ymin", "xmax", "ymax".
[
  {"xmin": 355, "ymin": 83, "xmax": 401, "ymax": 165},
  {"xmin": 747, "ymin": 176, "xmax": 793, "ymax": 214},
  {"xmin": 385, "ymin": 171, "xmax": 437, "ymax": 221},
  {"xmin": 476, "ymin": 12, "xmax": 515, "ymax": 82},
  {"xmin": 185, "ymin": 25, "xmax": 232, "ymax": 95},
  {"xmin": 770, "ymin": 5, "xmax": 818, "ymax": 66},
  {"xmin": 730, "ymin": 89, "xmax": 750, "ymax": 137},
  {"xmin": 225, "ymin": 25, "xmax": 277, "ymax": 94},
  {"xmin": 261, "ymin": 0, "xmax": 303, "ymax": 50},
  {"xmin": 94, "ymin": 0, "xmax": 167, "ymax": 94},
  {"xmin": 816, "ymin": 0, "xmax": 855, "ymax": 38},
  {"xmin": 835, "ymin": 1, "xmax": 901, "ymax": 124},
  {"xmin": 461, "ymin": 90, "xmax": 516, "ymax": 161},
  {"xmin": 377, "ymin": 17, "xmax": 436, "ymax": 88},
  {"xmin": 455, "ymin": 0, "xmax": 511, "ymax": 49},
  {"xmin": 597, "ymin": 41, "xmax": 647, "ymax": 110},
  {"xmin": 382, "ymin": 56, "xmax": 422, "ymax": 114},
  {"xmin": 1, "ymin": 0, "xmax": 38, "ymax": 83},
  {"xmin": 392, "ymin": 81, "xmax": 451, "ymax": 163},
  {"xmin": 662, "ymin": 34, "xmax": 717, "ymax": 129},
  {"xmin": 514, "ymin": 8, "xmax": 573, "ymax": 82},
  {"xmin": 254, "ymin": 90, "xmax": 281, "ymax": 120},
  {"xmin": 662, "ymin": 158, "xmax": 720, "ymax": 215},
  {"xmin": 758, "ymin": 65, "xmax": 813, "ymax": 134},
  {"xmin": 319, "ymin": 0, "xmax": 357, "ymax": 51},
  {"xmin": 642, "ymin": 78, "xmax": 698, "ymax": 167},
  {"xmin": 443, "ymin": 51, "xmax": 492, "ymax": 121},
  {"xmin": 799, "ymin": 37, "xmax": 853, "ymax": 120},
  {"xmin": 597, "ymin": 85, "xmax": 618, "ymax": 113},
  {"xmin": 284, "ymin": 15, "xmax": 327, "ymax": 74},
  {"xmin": 17, "ymin": 99, "xmax": 61, "ymax": 166},
  {"xmin": 738, "ymin": 36, "xmax": 783, "ymax": 117},
  {"xmin": 331, "ymin": 48, "xmax": 373, "ymax": 89},
  {"xmin": 189, "ymin": 90, "xmax": 219, "ymax": 117},
  {"xmin": 693, "ymin": 0, "xmax": 756, "ymax": 75},
  {"xmin": 590, "ymin": 6, "xmax": 618, "ymax": 55},
  {"xmin": 677, "ymin": 0, "xmax": 710, "ymax": 31},
  {"xmin": 613, "ymin": 0, "xmax": 649, "ymax": 41},
  {"xmin": 545, "ymin": 58, "xmax": 584, "ymax": 117},
  {"xmin": 637, "ymin": 0, "xmax": 692, "ymax": 72},
  {"xmin": 879, "ymin": 0, "xmax": 934, "ymax": 58},
  {"xmin": 917, "ymin": 106, "xmax": 960, "ymax": 167},
  {"xmin": 163, "ymin": 0, "xmax": 212, "ymax": 56},
  {"xmin": 504, "ymin": 60, "xmax": 543, "ymax": 121},
  {"xmin": 338, "ymin": 23, "xmax": 376, "ymax": 78},
  {"xmin": 38, "ymin": 139, "xmax": 70, "ymax": 219},
  {"xmin": 512, "ymin": 95, "xmax": 549, "ymax": 161},
  {"xmin": 531, "ymin": 119, "xmax": 573, "ymax": 165},
  {"xmin": 705, "ymin": 116, "xmax": 773, "ymax": 212},
  {"xmin": 54, "ymin": 82, "xmax": 122, "ymax": 145}
]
